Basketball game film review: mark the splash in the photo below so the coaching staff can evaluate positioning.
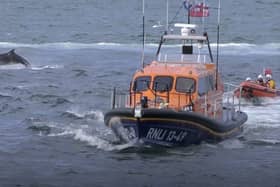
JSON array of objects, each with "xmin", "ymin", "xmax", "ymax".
[
  {"xmin": 47, "ymin": 126, "xmax": 136, "ymax": 151},
  {"xmin": 30, "ymin": 65, "xmax": 64, "ymax": 70},
  {"xmin": 64, "ymin": 107, "xmax": 104, "ymax": 121},
  {"xmin": 26, "ymin": 108, "xmax": 136, "ymax": 151},
  {"xmin": 240, "ymin": 97, "xmax": 280, "ymax": 146},
  {"xmin": 243, "ymin": 97, "xmax": 280, "ymax": 129},
  {"xmin": 0, "ymin": 64, "xmax": 27, "ymax": 70}
]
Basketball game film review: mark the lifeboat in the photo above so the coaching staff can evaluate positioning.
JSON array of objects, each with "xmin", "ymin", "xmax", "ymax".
[
  {"xmin": 104, "ymin": 1, "xmax": 247, "ymax": 147},
  {"xmin": 234, "ymin": 81, "xmax": 280, "ymax": 99}
]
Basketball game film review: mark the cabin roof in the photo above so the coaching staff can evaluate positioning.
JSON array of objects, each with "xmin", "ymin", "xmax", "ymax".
[{"xmin": 134, "ymin": 61, "xmax": 215, "ymax": 78}]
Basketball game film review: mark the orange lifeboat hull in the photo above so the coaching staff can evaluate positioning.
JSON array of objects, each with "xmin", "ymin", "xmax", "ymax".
[{"xmin": 234, "ymin": 81, "xmax": 280, "ymax": 98}]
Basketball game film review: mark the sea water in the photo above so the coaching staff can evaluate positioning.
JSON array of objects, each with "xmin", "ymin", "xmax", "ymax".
[{"xmin": 0, "ymin": 0, "xmax": 279, "ymax": 186}]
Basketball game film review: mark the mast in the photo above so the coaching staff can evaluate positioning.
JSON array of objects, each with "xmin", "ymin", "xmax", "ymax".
[
  {"xmin": 187, "ymin": 1, "xmax": 190, "ymax": 24},
  {"xmin": 141, "ymin": 0, "xmax": 145, "ymax": 68},
  {"xmin": 166, "ymin": 0, "xmax": 169, "ymax": 33},
  {"xmin": 215, "ymin": 0, "xmax": 221, "ymax": 90}
]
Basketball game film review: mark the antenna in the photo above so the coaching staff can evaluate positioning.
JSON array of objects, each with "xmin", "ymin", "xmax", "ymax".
[
  {"xmin": 141, "ymin": 0, "xmax": 145, "ymax": 68},
  {"xmin": 166, "ymin": 0, "xmax": 169, "ymax": 33},
  {"xmin": 215, "ymin": 0, "xmax": 221, "ymax": 90},
  {"xmin": 187, "ymin": 0, "xmax": 190, "ymax": 24}
]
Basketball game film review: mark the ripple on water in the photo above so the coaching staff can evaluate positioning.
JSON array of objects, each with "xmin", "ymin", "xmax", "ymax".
[{"xmin": 29, "ymin": 94, "xmax": 72, "ymax": 107}]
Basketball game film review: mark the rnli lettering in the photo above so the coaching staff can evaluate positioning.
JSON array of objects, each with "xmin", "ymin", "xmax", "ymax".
[
  {"xmin": 146, "ymin": 128, "xmax": 187, "ymax": 142},
  {"xmin": 146, "ymin": 128, "xmax": 167, "ymax": 141}
]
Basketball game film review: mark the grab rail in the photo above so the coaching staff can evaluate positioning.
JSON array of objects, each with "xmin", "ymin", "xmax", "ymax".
[
  {"xmin": 224, "ymin": 82, "xmax": 242, "ymax": 111},
  {"xmin": 110, "ymin": 83, "xmax": 244, "ymax": 121}
]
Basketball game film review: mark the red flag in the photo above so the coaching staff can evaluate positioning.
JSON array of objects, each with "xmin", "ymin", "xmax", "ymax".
[{"xmin": 190, "ymin": 3, "xmax": 209, "ymax": 17}]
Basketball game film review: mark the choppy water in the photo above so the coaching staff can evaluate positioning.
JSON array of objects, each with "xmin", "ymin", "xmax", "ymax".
[{"xmin": 0, "ymin": 0, "xmax": 280, "ymax": 186}]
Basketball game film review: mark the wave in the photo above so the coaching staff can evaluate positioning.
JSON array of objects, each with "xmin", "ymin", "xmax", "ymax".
[
  {"xmin": 243, "ymin": 97, "xmax": 280, "ymax": 129},
  {"xmin": 0, "ymin": 41, "xmax": 279, "ymax": 56},
  {"xmin": 62, "ymin": 108, "xmax": 104, "ymax": 121},
  {"xmin": 246, "ymin": 138, "xmax": 280, "ymax": 146},
  {"xmin": 31, "ymin": 65, "xmax": 64, "ymax": 70},
  {"xmin": 43, "ymin": 124, "xmax": 136, "ymax": 151},
  {"xmin": 29, "ymin": 94, "xmax": 72, "ymax": 107}
]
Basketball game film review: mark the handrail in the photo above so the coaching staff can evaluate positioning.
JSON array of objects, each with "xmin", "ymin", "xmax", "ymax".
[
  {"xmin": 157, "ymin": 53, "xmax": 211, "ymax": 64},
  {"xmin": 110, "ymin": 82, "xmax": 244, "ymax": 120},
  {"xmin": 224, "ymin": 82, "xmax": 243, "ymax": 112}
]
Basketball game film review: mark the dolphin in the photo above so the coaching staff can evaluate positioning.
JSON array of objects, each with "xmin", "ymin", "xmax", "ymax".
[{"xmin": 0, "ymin": 49, "xmax": 31, "ymax": 67}]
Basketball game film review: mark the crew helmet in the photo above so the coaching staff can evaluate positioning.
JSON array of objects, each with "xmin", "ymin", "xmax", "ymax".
[
  {"xmin": 266, "ymin": 74, "xmax": 272, "ymax": 80},
  {"xmin": 246, "ymin": 77, "xmax": 251, "ymax": 81},
  {"xmin": 257, "ymin": 74, "xmax": 263, "ymax": 80}
]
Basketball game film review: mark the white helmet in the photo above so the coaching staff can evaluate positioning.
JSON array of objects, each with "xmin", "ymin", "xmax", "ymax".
[
  {"xmin": 266, "ymin": 74, "xmax": 272, "ymax": 80},
  {"xmin": 257, "ymin": 74, "xmax": 263, "ymax": 79},
  {"xmin": 246, "ymin": 77, "xmax": 251, "ymax": 81}
]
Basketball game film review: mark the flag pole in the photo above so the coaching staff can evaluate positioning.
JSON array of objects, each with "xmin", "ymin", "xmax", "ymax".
[{"xmin": 141, "ymin": 0, "xmax": 145, "ymax": 68}]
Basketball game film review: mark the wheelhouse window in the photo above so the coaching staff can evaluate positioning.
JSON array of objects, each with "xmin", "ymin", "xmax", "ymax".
[
  {"xmin": 133, "ymin": 76, "xmax": 151, "ymax": 91},
  {"xmin": 175, "ymin": 77, "xmax": 195, "ymax": 93},
  {"xmin": 198, "ymin": 75, "xmax": 215, "ymax": 96},
  {"xmin": 153, "ymin": 76, "xmax": 173, "ymax": 92}
]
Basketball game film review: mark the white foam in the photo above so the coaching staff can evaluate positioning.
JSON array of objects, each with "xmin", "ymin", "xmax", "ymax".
[
  {"xmin": 71, "ymin": 128, "xmax": 136, "ymax": 151},
  {"xmin": 218, "ymin": 139, "xmax": 245, "ymax": 149},
  {"xmin": 66, "ymin": 107, "xmax": 104, "ymax": 122},
  {"xmin": 0, "ymin": 64, "xmax": 27, "ymax": 70},
  {"xmin": 250, "ymin": 138, "xmax": 280, "ymax": 145},
  {"xmin": 242, "ymin": 97, "xmax": 280, "ymax": 129},
  {"xmin": 30, "ymin": 65, "xmax": 64, "ymax": 70}
]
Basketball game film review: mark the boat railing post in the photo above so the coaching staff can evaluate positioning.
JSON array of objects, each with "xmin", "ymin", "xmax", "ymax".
[
  {"xmin": 121, "ymin": 93, "xmax": 126, "ymax": 107},
  {"xmin": 167, "ymin": 87, "xmax": 170, "ymax": 107},
  {"xmin": 232, "ymin": 92, "xmax": 235, "ymax": 105},
  {"xmin": 227, "ymin": 94, "xmax": 229, "ymax": 104},
  {"xmin": 204, "ymin": 95, "xmax": 207, "ymax": 116},
  {"xmin": 117, "ymin": 94, "xmax": 122, "ymax": 108},
  {"xmin": 154, "ymin": 82, "xmax": 158, "ymax": 107},
  {"xmin": 178, "ymin": 93, "xmax": 181, "ymax": 109},
  {"xmin": 238, "ymin": 86, "xmax": 242, "ymax": 111},
  {"xmin": 134, "ymin": 92, "xmax": 136, "ymax": 108},
  {"xmin": 126, "ymin": 94, "xmax": 129, "ymax": 107},
  {"xmin": 214, "ymin": 99, "xmax": 217, "ymax": 119},
  {"xmin": 111, "ymin": 87, "xmax": 116, "ymax": 109},
  {"xmin": 129, "ymin": 91, "xmax": 132, "ymax": 106}
]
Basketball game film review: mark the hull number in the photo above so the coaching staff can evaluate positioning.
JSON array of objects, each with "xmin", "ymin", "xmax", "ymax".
[{"xmin": 146, "ymin": 128, "xmax": 187, "ymax": 142}]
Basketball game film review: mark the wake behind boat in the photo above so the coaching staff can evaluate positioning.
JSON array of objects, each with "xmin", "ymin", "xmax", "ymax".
[{"xmin": 104, "ymin": 0, "xmax": 247, "ymax": 147}]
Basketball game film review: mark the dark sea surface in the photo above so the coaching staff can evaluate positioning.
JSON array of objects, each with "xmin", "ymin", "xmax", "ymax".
[{"xmin": 0, "ymin": 0, "xmax": 280, "ymax": 187}]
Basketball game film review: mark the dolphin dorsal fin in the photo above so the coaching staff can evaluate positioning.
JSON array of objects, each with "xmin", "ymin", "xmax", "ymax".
[
  {"xmin": 7, "ymin": 49, "xmax": 15, "ymax": 55},
  {"xmin": 9, "ymin": 49, "xmax": 15, "ymax": 53}
]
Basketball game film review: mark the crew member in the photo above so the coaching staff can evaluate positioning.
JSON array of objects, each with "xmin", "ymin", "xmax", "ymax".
[
  {"xmin": 266, "ymin": 74, "xmax": 276, "ymax": 89},
  {"xmin": 257, "ymin": 74, "xmax": 265, "ymax": 86},
  {"xmin": 246, "ymin": 77, "xmax": 251, "ymax": 81}
]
